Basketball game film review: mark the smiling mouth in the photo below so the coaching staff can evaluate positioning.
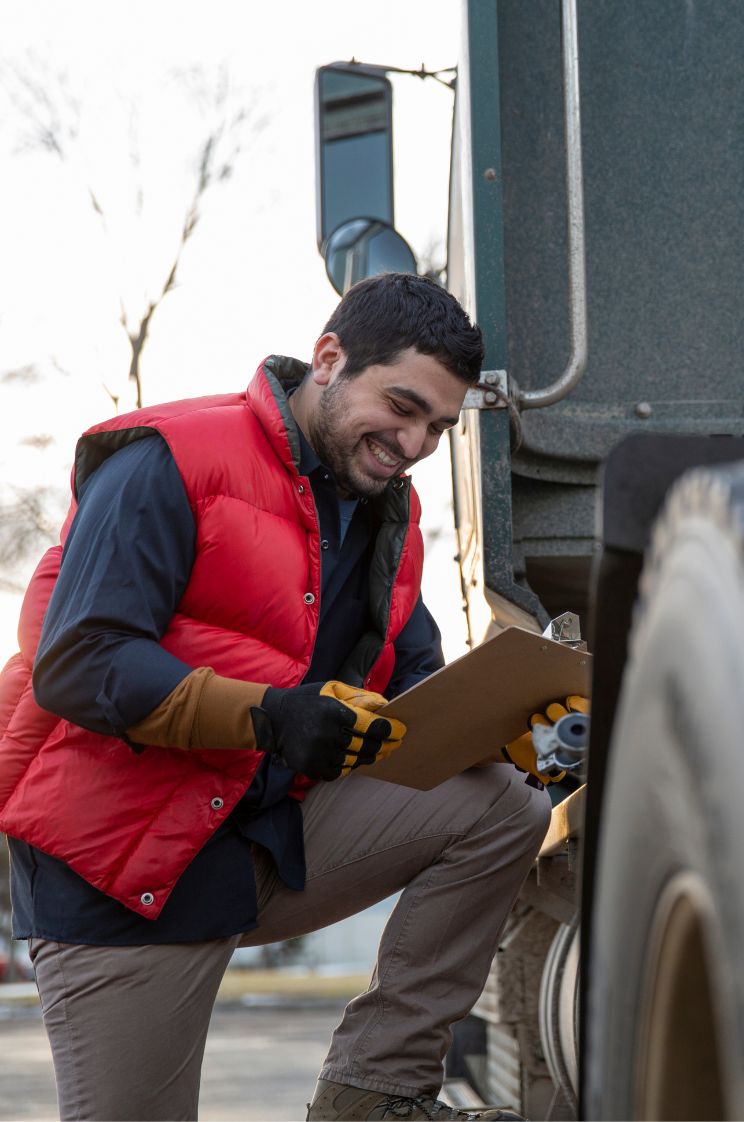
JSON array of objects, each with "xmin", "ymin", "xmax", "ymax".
[{"xmin": 365, "ymin": 436, "xmax": 403, "ymax": 471}]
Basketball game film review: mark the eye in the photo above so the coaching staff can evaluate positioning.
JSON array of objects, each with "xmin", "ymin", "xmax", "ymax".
[{"xmin": 390, "ymin": 399, "xmax": 412, "ymax": 417}]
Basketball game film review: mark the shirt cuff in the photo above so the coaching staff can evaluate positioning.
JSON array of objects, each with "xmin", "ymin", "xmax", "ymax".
[{"xmin": 126, "ymin": 668, "xmax": 269, "ymax": 751}]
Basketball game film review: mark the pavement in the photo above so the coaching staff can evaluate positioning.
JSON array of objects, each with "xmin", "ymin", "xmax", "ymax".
[{"xmin": 0, "ymin": 974, "xmax": 363, "ymax": 1121}]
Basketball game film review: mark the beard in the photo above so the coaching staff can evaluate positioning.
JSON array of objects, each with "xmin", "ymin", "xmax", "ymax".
[{"xmin": 307, "ymin": 378, "xmax": 406, "ymax": 499}]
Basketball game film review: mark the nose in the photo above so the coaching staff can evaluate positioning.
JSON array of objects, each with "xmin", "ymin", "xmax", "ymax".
[{"xmin": 396, "ymin": 421, "xmax": 437, "ymax": 462}]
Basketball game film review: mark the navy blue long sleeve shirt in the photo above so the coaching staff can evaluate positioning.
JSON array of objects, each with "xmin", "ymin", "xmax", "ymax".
[{"xmin": 10, "ymin": 429, "xmax": 444, "ymax": 944}]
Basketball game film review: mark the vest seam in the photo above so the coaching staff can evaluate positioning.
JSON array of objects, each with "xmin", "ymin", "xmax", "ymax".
[
  {"xmin": 166, "ymin": 612, "xmax": 314, "ymax": 663},
  {"xmin": 191, "ymin": 492, "xmax": 308, "ymax": 525}
]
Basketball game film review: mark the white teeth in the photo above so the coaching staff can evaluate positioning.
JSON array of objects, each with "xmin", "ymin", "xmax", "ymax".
[{"xmin": 367, "ymin": 438, "xmax": 398, "ymax": 467}]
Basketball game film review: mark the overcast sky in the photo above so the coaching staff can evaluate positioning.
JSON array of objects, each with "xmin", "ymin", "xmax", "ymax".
[{"xmin": 0, "ymin": 0, "xmax": 470, "ymax": 665}]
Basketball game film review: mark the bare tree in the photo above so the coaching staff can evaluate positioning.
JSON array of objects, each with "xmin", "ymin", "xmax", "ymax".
[
  {"xmin": 417, "ymin": 237, "xmax": 447, "ymax": 284},
  {"xmin": 120, "ymin": 111, "xmax": 249, "ymax": 407},
  {"xmin": 2, "ymin": 56, "xmax": 265, "ymax": 407},
  {"xmin": 0, "ymin": 486, "xmax": 64, "ymax": 592},
  {"xmin": 0, "ymin": 59, "xmax": 265, "ymax": 588},
  {"xmin": 0, "ymin": 363, "xmax": 42, "ymax": 386},
  {"xmin": 0, "ymin": 363, "xmax": 65, "ymax": 589}
]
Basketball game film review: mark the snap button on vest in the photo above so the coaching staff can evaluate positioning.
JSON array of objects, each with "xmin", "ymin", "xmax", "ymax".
[
  {"xmin": 304, "ymin": 592, "xmax": 316, "ymax": 605},
  {"xmin": 140, "ymin": 892, "xmax": 155, "ymax": 906},
  {"xmin": 298, "ymin": 484, "xmax": 305, "ymax": 494},
  {"xmin": 210, "ymin": 796, "xmax": 224, "ymax": 810}
]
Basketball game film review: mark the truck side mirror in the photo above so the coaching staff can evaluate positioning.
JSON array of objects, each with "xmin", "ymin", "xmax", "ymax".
[
  {"xmin": 315, "ymin": 65, "xmax": 395, "ymax": 249},
  {"xmin": 315, "ymin": 64, "xmax": 419, "ymax": 293}
]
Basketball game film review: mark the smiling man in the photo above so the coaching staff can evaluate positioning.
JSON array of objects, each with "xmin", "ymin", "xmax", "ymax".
[
  {"xmin": 294, "ymin": 336, "xmax": 464, "ymax": 498},
  {"xmin": 0, "ymin": 273, "xmax": 551, "ymax": 1121}
]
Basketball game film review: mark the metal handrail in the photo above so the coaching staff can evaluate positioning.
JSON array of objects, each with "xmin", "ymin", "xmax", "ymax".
[{"xmin": 518, "ymin": 0, "xmax": 588, "ymax": 410}]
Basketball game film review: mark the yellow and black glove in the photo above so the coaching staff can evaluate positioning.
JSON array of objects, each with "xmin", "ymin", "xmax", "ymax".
[
  {"xmin": 503, "ymin": 695, "xmax": 590, "ymax": 784},
  {"xmin": 252, "ymin": 680, "xmax": 406, "ymax": 782}
]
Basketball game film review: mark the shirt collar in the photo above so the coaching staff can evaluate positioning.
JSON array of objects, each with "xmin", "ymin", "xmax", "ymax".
[{"xmin": 296, "ymin": 424, "xmax": 326, "ymax": 477}]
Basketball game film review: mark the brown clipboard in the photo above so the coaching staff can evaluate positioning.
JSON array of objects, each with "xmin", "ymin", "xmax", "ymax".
[{"xmin": 364, "ymin": 627, "xmax": 591, "ymax": 790}]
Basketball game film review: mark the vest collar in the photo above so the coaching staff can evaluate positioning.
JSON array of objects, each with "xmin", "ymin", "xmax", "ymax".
[{"xmin": 249, "ymin": 355, "xmax": 308, "ymax": 473}]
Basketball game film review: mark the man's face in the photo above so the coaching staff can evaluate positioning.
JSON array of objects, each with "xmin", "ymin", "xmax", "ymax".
[{"xmin": 307, "ymin": 345, "xmax": 468, "ymax": 499}]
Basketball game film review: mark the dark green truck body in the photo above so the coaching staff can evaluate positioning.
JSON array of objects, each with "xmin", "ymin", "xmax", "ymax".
[
  {"xmin": 449, "ymin": 0, "xmax": 743, "ymax": 641},
  {"xmin": 315, "ymin": 4, "xmax": 744, "ymax": 1115}
]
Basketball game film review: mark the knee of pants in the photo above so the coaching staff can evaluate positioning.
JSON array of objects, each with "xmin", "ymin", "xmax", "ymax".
[
  {"xmin": 462, "ymin": 765, "xmax": 552, "ymax": 853},
  {"xmin": 480, "ymin": 766, "xmax": 553, "ymax": 850}
]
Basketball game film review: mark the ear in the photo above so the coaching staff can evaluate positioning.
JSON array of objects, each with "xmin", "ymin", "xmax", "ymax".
[{"xmin": 311, "ymin": 333, "xmax": 346, "ymax": 386}]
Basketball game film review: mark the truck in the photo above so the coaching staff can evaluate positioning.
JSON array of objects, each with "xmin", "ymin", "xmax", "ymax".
[{"xmin": 313, "ymin": 2, "xmax": 744, "ymax": 1118}]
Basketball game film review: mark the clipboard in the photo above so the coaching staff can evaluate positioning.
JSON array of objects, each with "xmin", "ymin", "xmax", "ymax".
[{"xmin": 365, "ymin": 627, "xmax": 591, "ymax": 790}]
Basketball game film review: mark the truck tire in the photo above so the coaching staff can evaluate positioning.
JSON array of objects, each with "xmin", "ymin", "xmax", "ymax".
[{"xmin": 583, "ymin": 462, "xmax": 744, "ymax": 1121}]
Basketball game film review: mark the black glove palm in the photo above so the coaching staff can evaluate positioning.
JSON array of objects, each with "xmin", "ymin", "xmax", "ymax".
[{"xmin": 252, "ymin": 681, "xmax": 404, "ymax": 782}]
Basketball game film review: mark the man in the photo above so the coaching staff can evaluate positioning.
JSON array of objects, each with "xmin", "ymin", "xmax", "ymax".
[{"xmin": 0, "ymin": 273, "xmax": 551, "ymax": 1121}]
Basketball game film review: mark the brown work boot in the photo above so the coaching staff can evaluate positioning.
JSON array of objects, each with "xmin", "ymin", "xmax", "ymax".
[{"xmin": 306, "ymin": 1079, "xmax": 524, "ymax": 1120}]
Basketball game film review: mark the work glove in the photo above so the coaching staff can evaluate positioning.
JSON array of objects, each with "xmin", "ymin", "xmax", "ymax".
[
  {"xmin": 503, "ymin": 695, "xmax": 590, "ymax": 785},
  {"xmin": 251, "ymin": 680, "xmax": 406, "ymax": 782}
]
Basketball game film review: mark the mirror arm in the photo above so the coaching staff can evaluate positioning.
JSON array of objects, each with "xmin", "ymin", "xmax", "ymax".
[{"xmin": 330, "ymin": 58, "xmax": 457, "ymax": 90}]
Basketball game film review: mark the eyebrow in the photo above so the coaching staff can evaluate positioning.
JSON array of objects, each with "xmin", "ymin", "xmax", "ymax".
[{"xmin": 389, "ymin": 386, "xmax": 460, "ymax": 427}]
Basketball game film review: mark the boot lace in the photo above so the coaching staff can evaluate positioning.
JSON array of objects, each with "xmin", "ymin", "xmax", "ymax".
[{"xmin": 378, "ymin": 1095, "xmax": 475, "ymax": 1120}]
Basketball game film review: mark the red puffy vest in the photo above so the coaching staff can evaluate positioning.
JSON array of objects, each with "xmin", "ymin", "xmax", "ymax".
[{"xmin": 0, "ymin": 357, "xmax": 424, "ymax": 918}]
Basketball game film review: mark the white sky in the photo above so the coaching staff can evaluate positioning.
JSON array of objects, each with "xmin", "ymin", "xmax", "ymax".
[{"xmin": 0, "ymin": 0, "xmax": 469, "ymax": 667}]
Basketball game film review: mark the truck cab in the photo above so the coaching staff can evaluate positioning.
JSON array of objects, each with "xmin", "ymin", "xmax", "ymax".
[{"xmin": 314, "ymin": 4, "xmax": 744, "ymax": 1116}]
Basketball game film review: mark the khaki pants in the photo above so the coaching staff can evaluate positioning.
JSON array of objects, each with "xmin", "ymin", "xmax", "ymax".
[{"xmin": 31, "ymin": 765, "xmax": 551, "ymax": 1120}]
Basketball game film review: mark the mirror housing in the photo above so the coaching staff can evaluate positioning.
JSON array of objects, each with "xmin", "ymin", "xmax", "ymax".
[{"xmin": 315, "ymin": 64, "xmax": 395, "ymax": 250}]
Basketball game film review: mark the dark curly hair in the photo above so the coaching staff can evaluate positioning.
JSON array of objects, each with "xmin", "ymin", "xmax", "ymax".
[{"xmin": 321, "ymin": 273, "xmax": 484, "ymax": 384}]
